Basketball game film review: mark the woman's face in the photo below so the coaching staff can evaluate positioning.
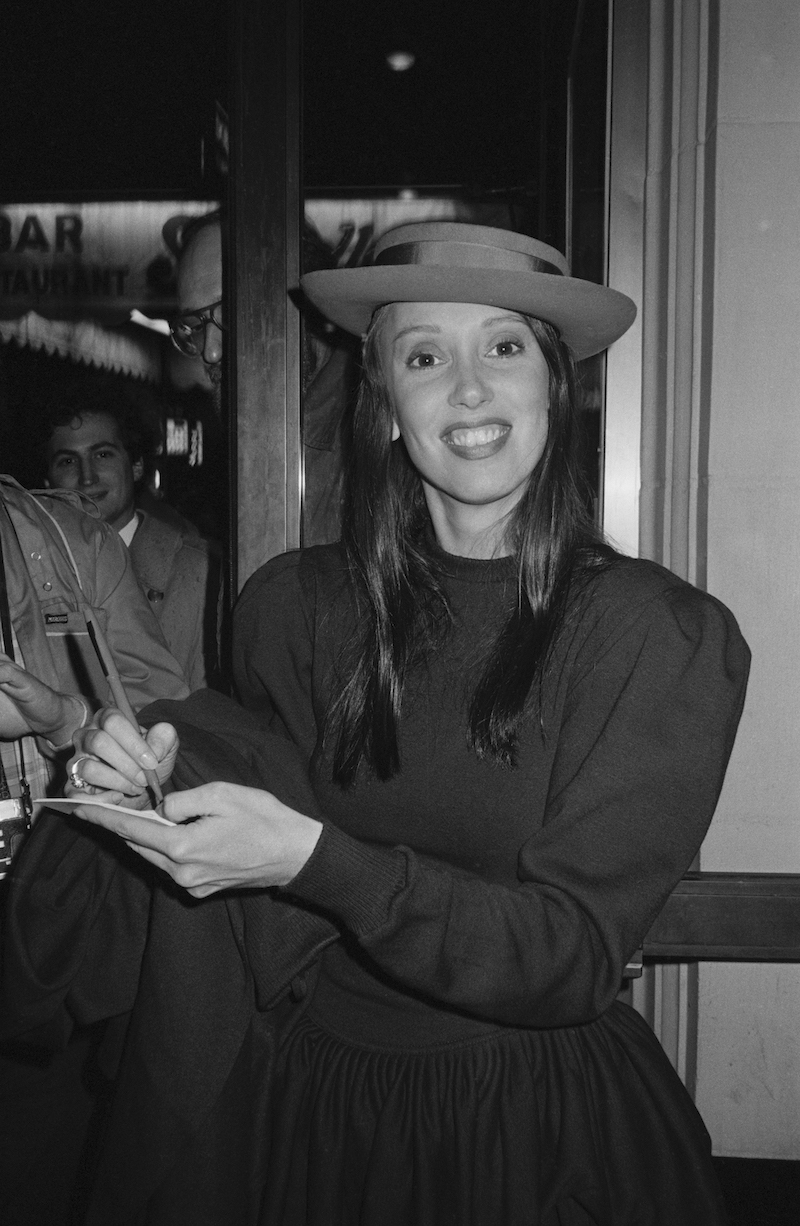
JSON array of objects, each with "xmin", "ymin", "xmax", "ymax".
[{"xmin": 380, "ymin": 301, "xmax": 550, "ymax": 553}]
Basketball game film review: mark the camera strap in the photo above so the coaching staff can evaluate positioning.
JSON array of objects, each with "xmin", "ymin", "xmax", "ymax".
[{"xmin": 0, "ymin": 510, "xmax": 32, "ymax": 818}]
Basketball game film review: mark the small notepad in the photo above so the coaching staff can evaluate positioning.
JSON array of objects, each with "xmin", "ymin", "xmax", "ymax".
[{"xmin": 33, "ymin": 797, "xmax": 175, "ymax": 826}]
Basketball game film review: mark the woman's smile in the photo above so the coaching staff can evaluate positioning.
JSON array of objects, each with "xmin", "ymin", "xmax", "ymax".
[{"xmin": 442, "ymin": 420, "xmax": 512, "ymax": 457}]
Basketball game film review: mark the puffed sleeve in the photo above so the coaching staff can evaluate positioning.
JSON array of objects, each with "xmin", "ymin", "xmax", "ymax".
[{"xmin": 283, "ymin": 579, "xmax": 750, "ymax": 1027}]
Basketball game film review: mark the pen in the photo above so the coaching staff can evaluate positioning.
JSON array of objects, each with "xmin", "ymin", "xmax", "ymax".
[{"xmin": 82, "ymin": 607, "xmax": 164, "ymax": 809}]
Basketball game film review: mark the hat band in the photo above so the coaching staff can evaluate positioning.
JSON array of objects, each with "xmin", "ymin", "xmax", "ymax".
[{"xmin": 375, "ymin": 240, "xmax": 563, "ymax": 277}]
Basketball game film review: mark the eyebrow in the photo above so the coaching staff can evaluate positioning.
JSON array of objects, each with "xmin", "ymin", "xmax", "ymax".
[
  {"xmin": 50, "ymin": 440, "xmax": 122, "ymax": 458},
  {"xmin": 390, "ymin": 324, "xmax": 442, "ymax": 345},
  {"xmin": 390, "ymin": 312, "xmax": 530, "ymax": 346}
]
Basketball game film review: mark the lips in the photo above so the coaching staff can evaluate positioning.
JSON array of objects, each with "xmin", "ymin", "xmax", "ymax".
[{"xmin": 442, "ymin": 422, "xmax": 511, "ymax": 459}]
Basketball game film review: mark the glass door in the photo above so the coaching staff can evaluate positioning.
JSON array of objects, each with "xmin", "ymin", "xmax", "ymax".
[
  {"xmin": 228, "ymin": 0, "xmax": 611, "ymax": 586},
  {"xmin": 298, "ymin": 0, "xmax": 610, "ymax": 547}
]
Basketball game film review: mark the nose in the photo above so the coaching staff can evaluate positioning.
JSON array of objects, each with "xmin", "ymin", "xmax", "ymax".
[
  {"xmin": 202, "ymin": 321, "xmax": 223, "ymax": 367},
  {"xmin": 78, "ymin": 455, "xmax": 97, "ymax": 486},
  {"xmin": 447, "ymin": 354, "xmax": 492, "ymax": 410}
]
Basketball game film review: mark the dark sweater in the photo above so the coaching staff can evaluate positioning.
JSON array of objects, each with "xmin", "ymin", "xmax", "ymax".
[{"xmin": 229, "ymin": 542, "xmax": 749, "ymax": 1028}]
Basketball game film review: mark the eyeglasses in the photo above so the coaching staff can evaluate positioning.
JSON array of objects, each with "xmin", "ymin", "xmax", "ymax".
[{"xmin": 169, "ymin": 300, "xmax": 226, "ymax": 358}]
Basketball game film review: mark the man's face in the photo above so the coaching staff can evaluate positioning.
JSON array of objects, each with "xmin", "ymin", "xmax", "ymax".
[
  {"xmin": 176, "ymin": 223, "xmax": 224, "ymax": 400},
  {"xmin": 46, "ymin": 412, "xmax": 142, "ymax": 532}
]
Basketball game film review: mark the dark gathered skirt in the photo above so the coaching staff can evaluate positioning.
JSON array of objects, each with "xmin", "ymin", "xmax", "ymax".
[{"xmin": 254, "ymin": 947, "xmax": 729, "ymax": 1226}]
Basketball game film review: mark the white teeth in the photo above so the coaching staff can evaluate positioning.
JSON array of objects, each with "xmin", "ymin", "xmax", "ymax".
[{"xmin": 446, "ymin": 424, "xmax": 507, "ymax": 447}]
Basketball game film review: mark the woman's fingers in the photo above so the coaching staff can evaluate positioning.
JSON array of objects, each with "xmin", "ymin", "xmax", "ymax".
[
  {"xmin": 76, "ymin": 802, "xmax": 180, "ymax": 870},
  {"xmin": 69, "ymin": 780, "xmax": 321, "ymax": 898},
  {"xmin": 97, "ymin": 708, "xmax": 161, "ymax": 765},
  {"xmin": 73, "ymin": 800, "xmax": 209, "ymax": 889},
  {"xmin": 72, "ymin": 728, "xmax": 151, "ymax": 791},
  {"xmin": 142, "ymin": 721, "xmax": 180, "ymax": 781},
  {"xmin": 69, "ymin": 712, "xmax": 179, "ymax": 795},
  {"xmin": 67, "ymin": 755, "xmax": 144, "ymax": 797},
  {"xmin": 161, "ymin": 783, "xmax": 322, "ymax": 889},
  {"xmin": 161, "ymin": 780, "xmax": 243, "ymax": 823}
]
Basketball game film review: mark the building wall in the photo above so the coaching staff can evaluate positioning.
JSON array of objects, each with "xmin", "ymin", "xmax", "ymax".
[{"xmin": 695, "ymin": 0, "xmax": 800, "ymax": 1157}]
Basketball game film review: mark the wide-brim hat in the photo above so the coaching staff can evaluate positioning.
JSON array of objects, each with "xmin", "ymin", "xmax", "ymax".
[{"xmin": 300, "ymin": 221, "xmax": 636, "ymax": 361}]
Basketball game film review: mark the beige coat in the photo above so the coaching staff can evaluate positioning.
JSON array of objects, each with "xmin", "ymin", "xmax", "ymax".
[{"xmin": 127, "ymin": 510, "xmax": 222, "ymax": 692}]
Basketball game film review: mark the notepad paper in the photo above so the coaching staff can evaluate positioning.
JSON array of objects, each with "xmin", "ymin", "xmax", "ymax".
[{"xmin": 33, "ymin": 798, "xmax": 175, "ymax": 826}]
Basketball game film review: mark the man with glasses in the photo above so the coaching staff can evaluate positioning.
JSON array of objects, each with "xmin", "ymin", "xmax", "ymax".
[
  {"xmin": 170, "ymin": 208, "xmax": 357, "ymax": 547},
  {"xmin": 171, "ymin": 212, "xmax": 225, "ymax": 413}
]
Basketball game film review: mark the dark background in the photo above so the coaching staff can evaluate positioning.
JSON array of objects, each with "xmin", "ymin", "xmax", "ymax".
[
  {"xmin": 0, "ymin": 0, "xmax": 607, "ymax": 527},
  {"xmin": 0, "ymin": 0, "xmax": 227, "ymax": 199},
  {"xmin": 0, "ymin": 0, "xmax": 603, "ymax": 257}
]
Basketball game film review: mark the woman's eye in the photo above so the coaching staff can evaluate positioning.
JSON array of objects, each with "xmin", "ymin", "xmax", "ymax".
[
  {"xmin": 407, "ymin": 351, "xmax": 442, "ymax": 369},
  {"xmin": 490, "ymin": 338, "xmax": 524, "ymax": 357}
]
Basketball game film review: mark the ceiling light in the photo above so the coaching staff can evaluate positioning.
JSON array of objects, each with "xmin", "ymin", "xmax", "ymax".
[{"xmin": 386, "ymin": 51, "xmax": 415, "ymax": 72}]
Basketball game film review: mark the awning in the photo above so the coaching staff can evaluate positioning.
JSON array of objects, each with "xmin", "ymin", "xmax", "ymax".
[{"xmin": 0, "ymin": 311, "xmax": 162, "ymax": 382}]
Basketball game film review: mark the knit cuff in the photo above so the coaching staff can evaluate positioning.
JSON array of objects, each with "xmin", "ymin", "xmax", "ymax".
[{"xmin": 284, "ymin": 821, "xmax": 409, "ymax": 937}]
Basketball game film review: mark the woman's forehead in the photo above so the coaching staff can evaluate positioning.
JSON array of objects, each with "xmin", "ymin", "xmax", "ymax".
[{"xmin": 380, "ymin": 301, "xmax": 531, "ymax": 335}]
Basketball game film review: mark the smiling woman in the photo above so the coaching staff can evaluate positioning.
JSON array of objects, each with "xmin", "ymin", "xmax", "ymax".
[
  {"xmin": 377, "ymin": 302, "xmax": 551, "ymax": 555},
  {"xmin": 24, "ymin": 220, "xmax": 750, "ymax": 1226}
]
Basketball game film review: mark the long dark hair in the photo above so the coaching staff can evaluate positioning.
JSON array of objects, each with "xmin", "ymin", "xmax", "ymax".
[{"xmin": 329, "ymin": 306, "xmax": 607, "ymax": 787}]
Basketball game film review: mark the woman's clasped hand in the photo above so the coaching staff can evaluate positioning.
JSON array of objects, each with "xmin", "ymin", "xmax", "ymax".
[{"xmin": 67, "ymin": 709, "xmax": 322, "ymax": 896}]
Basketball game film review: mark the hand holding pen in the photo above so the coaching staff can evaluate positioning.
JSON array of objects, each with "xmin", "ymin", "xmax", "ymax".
[
  {"xmin": 67, "ymin": 708, "xmax": 179, "ymax": 808},
  {"xmin": 79, "ymin": 607, "xmax": 166, "ymax": 810}
]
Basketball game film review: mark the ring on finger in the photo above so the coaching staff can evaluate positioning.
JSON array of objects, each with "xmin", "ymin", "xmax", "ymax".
[{"xmin": 69, "ymin": 756, "xmax": 92, "ymax": 790}]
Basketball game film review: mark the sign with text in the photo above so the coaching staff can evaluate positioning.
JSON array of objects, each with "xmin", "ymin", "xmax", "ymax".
[
  {"xmin": 1, "ymin": 197, "xmax": 512, "ymax": 327},
  {"xmin": 0, "ymin": 201, "xmax": 218, "ymax": 324}
]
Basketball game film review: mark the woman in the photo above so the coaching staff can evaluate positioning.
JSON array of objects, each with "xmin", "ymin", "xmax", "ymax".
[{"xmin": 63, "ymin": 223, "xmax": 748, "ymax": 1225}]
